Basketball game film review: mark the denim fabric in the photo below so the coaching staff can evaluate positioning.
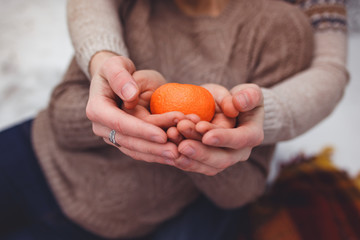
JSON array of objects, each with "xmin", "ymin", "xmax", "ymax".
[
  {"xmin": 150, "ymin": 195, "xmax": 243, "ymax": 240},
  {"xmin": 0, "ymin": 120, "xmax": 243, "ymax": 240},
  {"xmin": 0, "ymin": 120, "xmax": 108, "ymax": 240}
]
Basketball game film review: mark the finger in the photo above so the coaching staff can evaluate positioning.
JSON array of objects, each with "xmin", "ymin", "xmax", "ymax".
[
  {"xmin": 87, "ymin": 95, "xmax": 168, "ymax": 143},
  {"xmin": 211, "ymin": 113, "xmax": 236, "ymax": 128},
  {"xmin": 101, "ymin": 56, "xmax": 139, "ymax": 106},
  {"xmin": 124, "ymin": 106, "xmax": 185, "ymax": 129},
  {"xmin": 201, "ymin": 83, "xmax": 231, "ymax": 107},
  {"xmin": 173, "ymin": 155, "xmax": 221, "ymax": 176},
  {"xmin": 202, "ymin": 124, "xmax": 264, "ymax": 149},
  {"xmin": 221, "ymin": 95, "xmax": 239, "ymax": 118},
  {"xmin": 204, "ymin": 100, "xmax": 264, "ymax": 149},
  {"xmin": 119, "ymin": 147, "xmax": 176, "ymax": 167},
  {"xmin": 167, "ymin": 127, "xmax": 183, "ymax": 145},
  {"xmin": 133, "ymin": 70, "xmax": 166, "ymax": 96},
  {"xmin": 195, "ymin": 113, "xmax": 235, "ymax": 136},
  {"xmin": 144, "ymin": 112, "xmax": 186, "ymax": 129},
  {"xmin": 131, "ymin": 70, "xmax": 167, "ymax": 109},
  {"xmin": 177, "ymin": 140, "xmax": 251, "ymax": 171},
  {"xmin": 194, "ymin": 121, "xmax": 215, "ymax": 135},
  {"xmin": 230, "ymin": 84, "xmax": 263, "ymax": 112},
  {"xmin": 177, "ymin": 119, "xmax": 203, "ymax": 141},
  {"xmin": 185, "ymin": 114, "xmax": 201, "ymax": 123},
  {"xmin": 94, "ymin": 123, "xmax": 179, "ymax": 159}
]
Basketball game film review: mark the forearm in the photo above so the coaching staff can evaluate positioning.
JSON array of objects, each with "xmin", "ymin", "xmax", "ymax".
[
  {"xmin": 262, "ymin": 30, "xmax": 349, "ymax": 144},
  {"xmin": 67, "ymin": 0, "xmax": 128, "ymax": 78}
]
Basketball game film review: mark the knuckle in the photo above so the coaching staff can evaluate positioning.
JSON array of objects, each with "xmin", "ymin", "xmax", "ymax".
[
  {"xmin": 85, "ymin": 101, "xmax": 96, "ymax": 121},
  {"xmin": 219, "ymin": 155, "xmax": 235, "ymax": 169},
  {"xmin": 204, "ymin": 169, "xmax": 219, "ymax": 176},
  {"xmin": 215, "ymin": 157, "xmax": 229, "ymax": 170},
  {"xmin": 102, "ymin": 57, "xmax": 127, "ymax": 80},
  {"xmin": 113, "ymin": 119, "xmax": 126, "ymax": 135},
  {"xmin": 240, "ymin": 149, "xmax": 252, "ymax": 162},
  {"xmin": 234, "ymin": 134, "xmax": 248, "ymax": 149},
  {"xmin": 118, "ymin": 56, "xmax": 134, "ymax": 70},
  {"xmin": 256, "ymin": 130, "xmax": 264, "ymax": 145},
  {"xmin": 250, "ymin": 127, "xmax": 264, "ymax": 146},
  {"xmin": 220, "ymin": 160, "xmax": 232, "ymax": 170},
  {"xmin": 130, "ymin": 151, "xmax": 142, "ymax": 161},
  {"xmin": 111, "ymin": 68, "xmax": 128, "ymax": 85},
  {"xmin": 174, "ymin": 157, "xmax": 193, "ymax": 171},
  {"xmin": 92, "ymin": 124, "xmax": 100, "ymax": 136}
]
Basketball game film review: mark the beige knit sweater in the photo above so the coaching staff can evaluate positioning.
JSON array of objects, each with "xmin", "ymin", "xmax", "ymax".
[{"xmin": 32, "ymin": 0, "xmax": 348, "ymax": 238}]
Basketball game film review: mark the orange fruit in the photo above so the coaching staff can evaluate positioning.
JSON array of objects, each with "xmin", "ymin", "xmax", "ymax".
[{"xmin": 150, "ymin": 83, "xmax": 215, "ymax": 122}]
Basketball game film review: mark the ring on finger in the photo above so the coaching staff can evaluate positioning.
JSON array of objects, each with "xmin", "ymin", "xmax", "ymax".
[{"xmin": 109, "ymin": 129, "xmax": 121, "ymax": 147}]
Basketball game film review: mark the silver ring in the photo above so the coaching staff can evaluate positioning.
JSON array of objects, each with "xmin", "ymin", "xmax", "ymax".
[{"xmin": 109, "ymin": 130, "xmax": 120, "ymax": 147}]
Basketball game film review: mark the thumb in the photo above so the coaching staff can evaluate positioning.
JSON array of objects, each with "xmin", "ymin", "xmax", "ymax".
[
  {"xmin": 230, "ymin": 84, "xmax": 263, "ymax": 112},
  {"xmin": 101, "ymin": 56, "xmax": 139, "ymax": 109}
]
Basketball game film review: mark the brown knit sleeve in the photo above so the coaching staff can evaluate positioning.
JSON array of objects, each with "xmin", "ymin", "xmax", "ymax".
[{"xmin": 48, "ymin": 57, "xmax": 107, "ymax": 149}]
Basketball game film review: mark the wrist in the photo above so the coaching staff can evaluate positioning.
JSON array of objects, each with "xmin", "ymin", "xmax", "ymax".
[{"xmin": 89, "ymin": 51, "xmax": 119, "ymax": 77}]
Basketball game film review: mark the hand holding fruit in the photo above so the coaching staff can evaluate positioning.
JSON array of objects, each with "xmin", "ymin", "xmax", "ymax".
[
  {"xmin": 86, "ymin": 51, "xmax": 264, "ymax": 176},
  {"xmin": 148, "ymin": 81, "xmax": 264, "ymax": 176},
  {"xmin": 151, "ymin": 83, "xmax": 236, "ymax": 143},
  {"xmin": 86, "ymin": 53, "xmax": 183, "ymax": 165},
  {"xmin": 155, "ymin": 83, "xmax": 265, "ymax": 176}
]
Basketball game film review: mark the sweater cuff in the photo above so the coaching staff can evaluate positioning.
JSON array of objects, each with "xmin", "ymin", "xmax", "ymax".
[
  {"xmin": 261, "ymin": 88, "xmax": 292, "ymax": 145},
  {"xmin": 75, "ymin": 35, "xmax": 129, "ymax": 79}
]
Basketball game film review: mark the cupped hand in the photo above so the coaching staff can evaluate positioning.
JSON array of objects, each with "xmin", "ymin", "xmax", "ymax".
[
  {"xmin": 171, "ymin": 84, "xmax": 265, "ymax": 176},
  {"xmin": 86, "ymin": 52, "xmax": 183, "ymax": 165},
  {"xmin": 167, "ymin": 83, "xmax": 236, "ymax": 144}
]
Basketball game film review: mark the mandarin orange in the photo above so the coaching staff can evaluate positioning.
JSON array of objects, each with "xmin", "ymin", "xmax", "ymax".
[{"xmin": 150, "ymin": 83, "xmax": 215, "ymax": 122}]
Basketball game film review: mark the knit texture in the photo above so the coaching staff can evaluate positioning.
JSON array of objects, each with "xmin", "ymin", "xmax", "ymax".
[
  {"xmin": 32, "ymin": 0, "xmax": 346, "ymax": 238},
  {"xmin": 294, "ymin": 0, "xmax": 348, "ymax": 31},
  {"xmin": 67, "ymin": 0, "xmax": 349, "ymax": 145},
  {"xmin": 67, "ymin": 0, "xmax": 129, "ymax": 79}
]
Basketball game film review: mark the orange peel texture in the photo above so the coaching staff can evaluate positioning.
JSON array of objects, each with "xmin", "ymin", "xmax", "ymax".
[{"xmin": 150, "ymin": 83, "xmax": 216, "ymax": 122}]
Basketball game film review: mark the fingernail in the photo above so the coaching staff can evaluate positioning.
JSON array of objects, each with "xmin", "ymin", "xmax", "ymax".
[
  {"xmin": 181, "ymin": 145, "xmax": 195, "ymax": 157},
  {"xmin": 121, "ymin": 82, "xmax": 137, "ymax": 100},
  {"xmin": 162, "ymin": 150, "xmax": 175, "ymax": 159},
  {"xmin": 177, "ymin": 156, "xmax": 191, "ymax": 168},
  {"xmin": 151, "ymin": 135, "xmax": 165, "ymax": 143},
  {"xmin": 164, "ymin": 158, "xmax": 175, "ymax": 166},
  {"xmin": 207, "ymin": 137, "xmax": 219, "ymax": 146},
  {"xmin": 236, "ymin": 93, "xmax": 249, "ymax": 110}
]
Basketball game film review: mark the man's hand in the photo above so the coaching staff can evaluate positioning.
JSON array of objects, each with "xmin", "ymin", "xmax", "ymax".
[{"xmin": 171, "ymin": 84, "xmax": 265, "ymax": 176}]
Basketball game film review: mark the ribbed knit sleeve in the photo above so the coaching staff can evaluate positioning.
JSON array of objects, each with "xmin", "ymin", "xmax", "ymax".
[
  {"xmin": 262, "ymin": 0, "xmax": 349, "ymax": 144},
  {"xmin": 67, "ymin": 0, "xmax": 129, "ymax": 79},
  {"xmin": 48, "ymin": 57, "xmax": 107, "ymax": 149}
]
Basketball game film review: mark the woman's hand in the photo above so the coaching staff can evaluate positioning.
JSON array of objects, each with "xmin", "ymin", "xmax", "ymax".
[
  {"xmin": 167, "ymin": 84, "xmax": 236, "ymax": 144},
  {"xmin": 171, "ymin": 84, "xmax": 265, "ymax": 176},
  {"xmin": 86, "ymin": 52, "xmax": 183, "ymax": 164}
]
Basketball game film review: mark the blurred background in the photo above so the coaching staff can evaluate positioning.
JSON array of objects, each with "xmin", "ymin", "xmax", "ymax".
[{"xmin": 0, "ymin": 0, "xmax": 359, "ymax": 180}]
